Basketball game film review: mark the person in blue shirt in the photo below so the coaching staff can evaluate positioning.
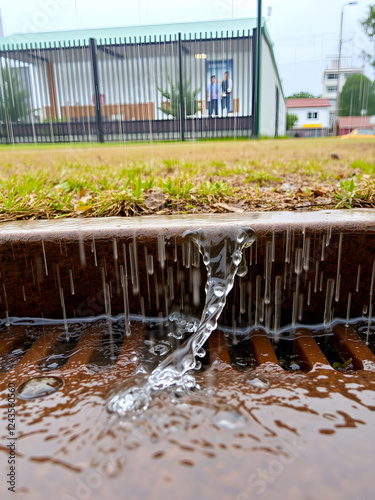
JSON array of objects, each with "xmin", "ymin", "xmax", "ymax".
[{"xmin": 207, "ymin": 75, "xmax": 220, "ymax": 117}]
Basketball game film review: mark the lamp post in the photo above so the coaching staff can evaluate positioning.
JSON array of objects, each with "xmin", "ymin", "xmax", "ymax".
[{"xmin": 334, "ymin": 1, "xmax": 358, "ymax": 135}]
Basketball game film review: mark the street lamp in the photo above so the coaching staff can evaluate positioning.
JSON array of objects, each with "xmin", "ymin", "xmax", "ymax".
[{"xmin": 334, "ymin": 1, "xmax": 358, "ymax": 135}]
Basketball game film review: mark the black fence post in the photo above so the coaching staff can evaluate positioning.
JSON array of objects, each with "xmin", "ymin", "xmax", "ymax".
[
  {"xmin": 251, "ymin": 28, "xmax": 258, "ymax": 139},
  {"xmin": 256, "ymin": 0, "xmax": 262, "ymax": 137},
  {"xmin": 89, "ymin": 38, "xmax": 104, "ymax": 143},
  {"xmin": 178, "ymin": 32, "xmax": 185, "ymax": 142}
]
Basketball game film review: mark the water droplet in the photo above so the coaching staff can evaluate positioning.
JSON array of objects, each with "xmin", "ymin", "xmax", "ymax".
[
  {"xmin": 214, "ymin": 285, "xmax": 226, "ymax": 297},
  {"xmin": 150, "ymin": 343, "xmax": 171, "ymax": 357},
  {"xmin": 107, "ymin": 376, "xmax": 151, "ymax": 416},
  {"xmin": 237, "ymin": 230, "xmax": 245, "ymax": 243},
  {"xmin": 194, "ymin": 360, "xmax": 202, "ymax": 370},
  {"xmin": 213, "ymin": 410, "xmax": 246, "ymax": 430},
  {"xmin": 196, "ymin": 347, "xmax": 206, "ymax": 358},
  {"xmin": 232, "ymin": 250, "xmax": 242, "ymax": 266},
  {"xmin": 289, "ymin": 363, "xmax": 300, "ymax": 371},
  {"xmin": 203, "ymin": 252, "xmax": 210, "ymax": 265},
  {"xmin": 182, "ymin": 374, "xmax": 197, "ymax": 390},
  {"xmin": 246, "ymin": 376, "xmax": 270, "ymax": 390},
  {"xmin": 174, "ymin": 387, "xmax": 185, "ymax": 398},
  {"xmin": 16, "ymin": 376, "xmax": 64, "ymax": 400},
  {"xmin": 135, "ymin": 365, "xmax": 148, "ymax": 375},
  {"xmin": 169, "ymin": 330, "xmax": 184, "ymax": 340}
]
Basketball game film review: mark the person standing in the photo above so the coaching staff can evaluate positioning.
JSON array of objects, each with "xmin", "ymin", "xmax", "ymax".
[
  {"xmin": 207, "ymin": 75, "xmax": 220, "ymax": 117},
  {"xmin": 221, "ymin": 71, "xmax": 233, "ymax": 115}
]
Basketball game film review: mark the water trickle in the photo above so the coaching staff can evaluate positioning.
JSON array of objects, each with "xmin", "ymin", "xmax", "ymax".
[
  {"xmin": 335, "ymin": 233, "xmax": 343, "ymax": 302},
  {"xmin": 255, "ymin": 275, "xmax": 262, "ymax": 328},
  {"xmin": 129, "ymin": 234, "xmax": 139, "ymax": 295},
  {"xmin": 366, "ymin": 261, "xmax": 375, "ymax": 343},
  {"xmin": 78, "ymin": 234, "xmax": 86, "ymax": 266},
  {"xmin": 346, "ymin": 292, "xmax": 352, "ymax": 327},
  {"xmin": 264, "ymin": 242, "xmax": 272, "ymax": 305},
  {"xmin": 274, "ymin": 275, "xmax": 282, "ymax": 339},
  {"xmin": 356, "ymin": 265, "xmax": 361, "ymax": 292},
  {"xmin": 92, "ymin": 235, "xmax": 98, "ymax": 267},
  {"xmin": 41, "ymin": 240, "xmax": 49, "ymax": 276},
  {"xmin": 69, "ymin": 269, "xmax": 75, "ymax": 295},
  {"xmin": 324, "ymin": 278, "xmax": 335, "ymax": 326},
  {"xmin": 107, "ymin": 226, "xmax": 256, "ymax": 416}
]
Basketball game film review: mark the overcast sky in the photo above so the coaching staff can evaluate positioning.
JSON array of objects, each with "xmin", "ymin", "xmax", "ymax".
[{"xmin": 0, "ymin": 0, "xmax": 373, "ymax": 96}]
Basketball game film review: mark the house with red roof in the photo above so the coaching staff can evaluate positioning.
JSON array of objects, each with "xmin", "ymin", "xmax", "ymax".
[
  {"xmin": 336, "ymin": 116, "xmax": 375, "ymax": 136},
  {"xmin": 287, "ymin": 98, "xmax": 331, "ymax": 137}
]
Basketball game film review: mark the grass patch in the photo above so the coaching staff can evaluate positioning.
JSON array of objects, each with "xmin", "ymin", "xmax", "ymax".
[{"xmin": 0, "ymin": 137, "xmax": 374, "ymax": 220}]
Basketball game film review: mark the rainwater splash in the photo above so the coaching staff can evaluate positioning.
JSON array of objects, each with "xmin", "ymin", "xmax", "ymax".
[{"xmin": 107, "ymin": 226, "xmax": 256, "ymax": 416}]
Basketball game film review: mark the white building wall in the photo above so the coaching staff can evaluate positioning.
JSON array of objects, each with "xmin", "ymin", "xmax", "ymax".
[
  {"xmin": 26, "ymin": 36, "xmax": 287, "ymax": 130},
  {"xmin": 288, "ymin": 106, "xmax": 330, "ymax": 129},
  {"xmin": 260, "ymin": 36, "xmax": 286, "ymax": 137},
  {"xmin": 29, "ymin": 43, "xmax": 254, "ymax": 121}
]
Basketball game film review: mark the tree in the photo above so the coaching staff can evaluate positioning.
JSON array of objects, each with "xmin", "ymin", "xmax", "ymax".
[
  {"xmin": 0, "ymin": 67, "xmax": 31, "ymax": 123},
  {"xmin": 286, "ymin": 113, "xmax": 298, "ymax": 130},
  {"xmin": 287, "ymin": 91, "xmax": 319, "ymax": 99},
  {"xmin": 339, "ymin": 74, "xmax": 375, "ymax": 116},
  {"xmin": 361, "ymin": 5, "xmax": 375, "ymax": 70},
  {"xmin": 158, "ymin": 75, "xmax": 201, "ymax": 118}
]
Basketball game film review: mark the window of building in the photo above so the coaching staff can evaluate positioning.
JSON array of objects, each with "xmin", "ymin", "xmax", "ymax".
[
  {"xmin": 327, "ymin": 86, "xmax": 337, "ymax": 93},
  {"xmin": 307, "ymin": 112, "xmax": 318, "ymax": 119},
  {"xmin": 327, "ymin": 73, "xmax": 338, "ymax": 80}
]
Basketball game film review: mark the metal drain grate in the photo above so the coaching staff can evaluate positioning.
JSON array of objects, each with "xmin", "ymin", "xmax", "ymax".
[
  {"xmin": 1, "ymin": 322, "xmax": 375, "ymax": 387},
  {"xmin": 210, "ymin": 326, "xmax": 375, "ymax": 373}
]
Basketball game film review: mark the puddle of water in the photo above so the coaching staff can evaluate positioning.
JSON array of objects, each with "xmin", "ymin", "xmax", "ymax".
[{"xmin": 1, "ymin": 339, "xmax": 374, "ymax": 500}]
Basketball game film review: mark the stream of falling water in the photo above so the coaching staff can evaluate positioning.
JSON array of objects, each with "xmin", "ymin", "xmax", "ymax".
[{"xmin": 107, "ymin": 226, "xmax": 256, "ymax": 416}]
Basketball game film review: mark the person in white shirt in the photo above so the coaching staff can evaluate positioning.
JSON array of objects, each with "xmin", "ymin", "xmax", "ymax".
[{"xmin": 221, "ymin": 71, "xmax": 233, "ymax": 115}]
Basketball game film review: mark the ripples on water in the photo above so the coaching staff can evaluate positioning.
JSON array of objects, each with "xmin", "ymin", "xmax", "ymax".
[{"xmin": 0, "ymin": 323, "xmax": 374, "ymax": 499}]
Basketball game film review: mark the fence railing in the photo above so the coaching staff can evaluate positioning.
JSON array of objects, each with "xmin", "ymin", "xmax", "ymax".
[{"xmin": 0, "ymin": 30, "xmax": 255, "ymax": 143}]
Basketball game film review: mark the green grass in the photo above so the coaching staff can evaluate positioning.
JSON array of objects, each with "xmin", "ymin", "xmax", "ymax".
[{"xmin": 0, "ymin": 137, "xmax": 374, "ymax": 220}]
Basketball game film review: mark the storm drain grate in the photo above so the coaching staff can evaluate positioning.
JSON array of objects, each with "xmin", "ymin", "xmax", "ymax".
[{"xmin": 1, "ymin": 321, "xmax": 375, "ymax": 384}]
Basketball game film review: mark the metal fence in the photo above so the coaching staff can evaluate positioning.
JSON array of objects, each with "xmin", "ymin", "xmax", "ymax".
[{"xmin": 0, "ymin": 30, "xmax": 256, "ymax": 144}]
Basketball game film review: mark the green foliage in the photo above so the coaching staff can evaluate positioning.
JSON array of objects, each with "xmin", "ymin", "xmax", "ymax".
[
  {"xmin": 197, "ymin": 181, "xmax": 233, "ymax": 201},
  {"xmin": 158, "ymin": 75, "xmax": 201, "ymax": 118},
  {"xmin": 286, "ymin": 113, "xmax": 298, "ymax": 130},
  {"xmin": 287, "ymin": 91, "xmax": 318, "ymax": 99},
  {"xmin": 159, "ymin": 176, "xmax": 194, "ymax": 199},
  {"xmin": 0, "ymin": 68, "xmax": 31, "ymax": 123},
  {"xmin": 246, "ymin": 170, "xmax": 280, "ymax": 184},
  {"xmin": 335, "ymin": 179, "xmax": 356, "ymax": 208},
  {"xmin": 334, "ymin": 179, "xmax": 368, "ymax": 208},
  {"xmin": 351, "ymin": 160, "xmax": 375, "ymax": 175},
  {"xmin": 127, "ymin": 176, "xmax": 154, "ymax": 202},
  {"xmin": 361, "ymin": 5, "xmax": 375, "ymax": 69},
  {"xmin": 339, "ymin": 74, "xmax": 375, "ymax": 116},
  {"xmin": 163, "ymin": 158, "xmax": 180, "ymax": 170}
]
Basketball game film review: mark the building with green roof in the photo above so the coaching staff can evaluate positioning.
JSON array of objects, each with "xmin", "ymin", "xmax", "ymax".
[{"xmin": 0, "ymin": 18, "xmax": 285, "ymax": 143}]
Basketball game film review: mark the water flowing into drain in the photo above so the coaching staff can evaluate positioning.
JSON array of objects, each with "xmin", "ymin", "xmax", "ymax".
[{"xmin": 107, "ymin": 226, "xmax": 256, "ymax": 416}]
